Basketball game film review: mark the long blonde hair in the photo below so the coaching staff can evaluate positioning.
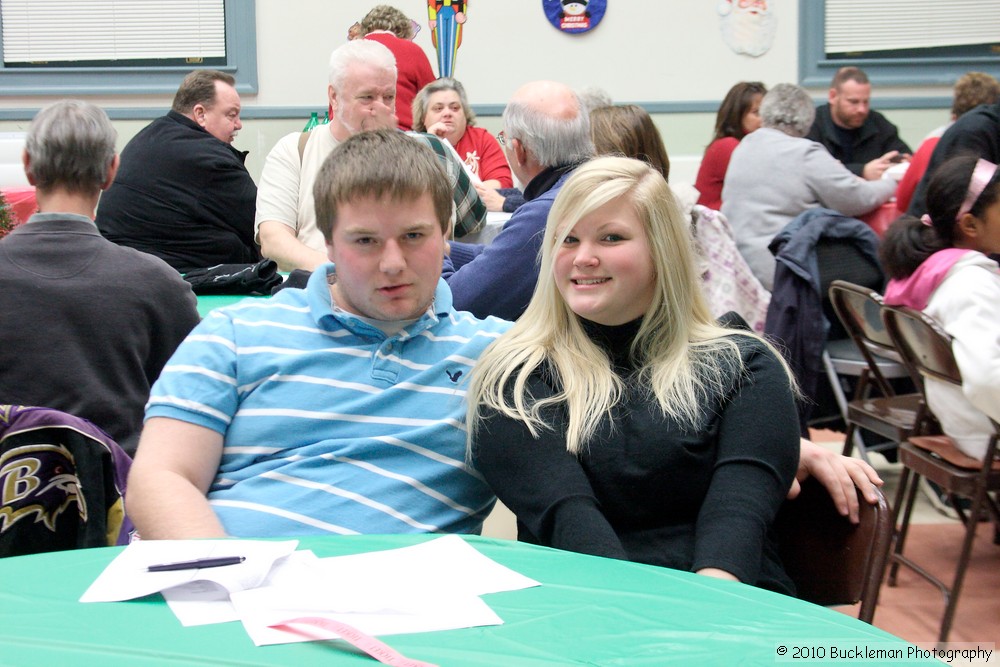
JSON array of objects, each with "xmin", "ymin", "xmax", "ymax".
[{"xmin": 467, "ymin": 156, "xmax": 792, "ymax": 454}]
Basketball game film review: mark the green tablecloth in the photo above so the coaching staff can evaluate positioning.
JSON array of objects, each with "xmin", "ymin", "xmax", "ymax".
[
  {"xmin": 195, "ymin": 293, "xmax": 265, "ymax": 317},
  {"xmin": 0, "ymin": 535, "xmax": 935, "ymax": 666}
]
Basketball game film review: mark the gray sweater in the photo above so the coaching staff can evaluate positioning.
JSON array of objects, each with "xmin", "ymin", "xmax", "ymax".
[
  {"xmin": 0, "ymin": 214, "xmax": 199, "ymax": 453},
  {"xmin": 721, "ymin": 128, "xmax": 896, "ymax": 290}
]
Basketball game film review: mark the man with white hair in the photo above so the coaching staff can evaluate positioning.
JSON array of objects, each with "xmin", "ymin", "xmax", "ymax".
[
  {"xmin": 443, "ymin": 80, "xmax": 594, "ymax": 321},
  {"xmin": 256, "ymin": 39, "xmax": 484, "ymax": 272}
]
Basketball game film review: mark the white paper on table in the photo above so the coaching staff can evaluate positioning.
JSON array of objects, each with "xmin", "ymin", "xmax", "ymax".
[
  {"xmin": 79, "ymin": 539, "xmax": 299, "ymax": 603},
  {"xmin": 232, "ymin": 580, "xmax": 501, "ymax": 646},
  {"xmin": 310, "ymin": 535, "xmax": 539, "ymax": 597},
  {"xmin": 162, "ymin": 550, "xmax": 319, "ymax": 626},
  {"xmin": 459, "ymin": 211, "xmax": 512, "ymax": 245},
  {"xmin": 884, "ymin": 161, "xmax": 909, "ymax": 181},
  {"xmin": 231, "ymin": 535, "xmax": 539, "ymax": 647}
]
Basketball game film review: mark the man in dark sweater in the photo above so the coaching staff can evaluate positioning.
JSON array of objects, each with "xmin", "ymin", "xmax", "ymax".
[
  {"xmin": 443, "ymin": 80, "xmax": 594, "ymax": 321},
  {"xmin": 96, "ymin": 70, "xmax": 259, "ymax": 272},
  {"xmin": 0, "ymin": 100, "xmax": 200, "ymax": 454},
  {"xmin": 806, "ymin": 66, "xmax": 911, "ymax": 181}
]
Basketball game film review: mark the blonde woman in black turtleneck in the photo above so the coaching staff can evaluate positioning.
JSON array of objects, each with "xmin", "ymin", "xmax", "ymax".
[{"xmin": 467, "ymin": 156, "xmax": 800, "ymax": 594}]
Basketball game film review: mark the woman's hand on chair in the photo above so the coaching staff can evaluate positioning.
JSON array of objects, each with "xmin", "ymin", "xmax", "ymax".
[{"xmin": 788, "ymin": 438, "xmax": 883, "ymax": 524}]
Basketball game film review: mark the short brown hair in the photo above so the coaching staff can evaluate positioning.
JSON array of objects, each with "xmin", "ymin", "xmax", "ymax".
[
  {"xmin": 313, "ymin": 130, "xmax": 453, "ymax": 242},
  {"xmin": 831, "ymin": 66, "xmax": 869, "ymax": 90},
  {"xmin": 360, "ymin": 5, "xmax": 412, "ymax": 39},
  {"xmin": 171, "ymin": 70, "xmax": 236, "ymax": 114},
  {"xmin": 951, "ymin": 71, "xmax": 1000, "ymax": 118}
]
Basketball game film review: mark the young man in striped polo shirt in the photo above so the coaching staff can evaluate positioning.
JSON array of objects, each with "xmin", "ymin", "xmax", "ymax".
[{"xmin": 126, "ymin": 130, "xmax": 511, "ymax": 539}]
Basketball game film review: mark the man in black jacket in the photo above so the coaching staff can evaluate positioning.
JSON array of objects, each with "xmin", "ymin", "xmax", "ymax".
[
  {"xmin": 906, "ymin": 100, "xmax": 1000, "ymax": 217},
  {"xmin": 96, "ymin": 70, "xmax": 259, "ymax": 272},
  {"xmin": 807, "ymin": 66, "xmax": 911, "ymax": 181}
]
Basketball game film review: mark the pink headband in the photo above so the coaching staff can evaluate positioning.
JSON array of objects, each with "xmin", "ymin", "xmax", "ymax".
[{"xmin": 956, "ymin": 158, "xmax": 999, "ymax": 221}]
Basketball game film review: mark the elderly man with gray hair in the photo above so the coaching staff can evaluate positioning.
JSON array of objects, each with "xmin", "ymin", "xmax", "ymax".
[
  {"xmin": 0, "ymin": 100, "xmax": 199, "ymax": 454},
  {"xmin": 443, "ymin": 80, "xmax": 595, "ymax": 321},
  {"xmin": 721, "ymin": 83, "xmax": 896, "ymax": 290},
  {"xmin": 256, "ymin": 39, "xmax": 484, "ymax": 273}
]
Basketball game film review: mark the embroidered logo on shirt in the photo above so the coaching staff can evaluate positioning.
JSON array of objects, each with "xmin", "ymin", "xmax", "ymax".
[{"xmin": 446, "ymin": 369, "xmax": 463, "ymax": 383}]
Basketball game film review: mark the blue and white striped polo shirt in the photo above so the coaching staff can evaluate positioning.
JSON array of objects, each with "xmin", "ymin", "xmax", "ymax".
[{"xmin": 146, "ymin": 264, "xmax": 511, "ymax": 537}]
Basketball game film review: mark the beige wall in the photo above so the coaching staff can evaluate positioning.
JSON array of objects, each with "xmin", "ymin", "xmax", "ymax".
[{"xmin": 0, "ymin": 1, "xmax": 955, "ymax": 183}]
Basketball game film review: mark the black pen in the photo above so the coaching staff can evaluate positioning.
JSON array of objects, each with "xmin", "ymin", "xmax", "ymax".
[{"xmin": 147, "ymin": 556, "xmax": 246, "ymax": 572}]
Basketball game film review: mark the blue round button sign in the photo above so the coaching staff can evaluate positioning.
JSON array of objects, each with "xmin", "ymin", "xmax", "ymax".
[{"xmin": 543, "ymin": 0, "xmax": 606, "ymax": 34}]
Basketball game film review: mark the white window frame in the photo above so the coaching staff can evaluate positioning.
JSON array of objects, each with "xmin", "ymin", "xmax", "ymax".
[
  {"xmin": 799, "ymin": 0, "xmax": 1000, "ymax": 88},
  {"xmin": 0, "ymin": 0, "xmax": 256, "ymax": 95}
]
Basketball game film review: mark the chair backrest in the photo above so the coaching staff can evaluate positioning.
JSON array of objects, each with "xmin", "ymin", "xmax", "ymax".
[
  {"xmin": 881, "ymin": 305, "xmax": 983, "ymax": 442},
  {"xmin": 828, "ymin": 280, "xmax": 899, "ymax": 396},
  {"xmin": 816, "ymin": 238, "xmax": 885, "ymax": 341},
  {"xmin": 0, "ymin": 405, "xmax": 133, "ymax": 558},
  {"xmin": 773, "ymin": 476, "xmax": 891, "ymax": 623},
  {"xmin": 881, "ymin": 306, "xmax": 962, "ymax": 390},
  {"xmin": 691, "ymin": 204, "xmax": 771, "ymax": 333}
]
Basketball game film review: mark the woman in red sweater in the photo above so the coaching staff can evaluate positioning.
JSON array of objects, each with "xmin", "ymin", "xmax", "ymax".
[
  {"xmin": 412, "ymin": 78, "xmax": 513, "ymax": 189},
  {"xmin": 694, "ymin": 81, "xmax": 766, "ymax": 210}
]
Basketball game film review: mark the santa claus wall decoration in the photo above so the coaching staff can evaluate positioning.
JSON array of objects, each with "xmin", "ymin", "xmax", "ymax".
[{"xmin": 718, "ymin": 0, "xmax": 777, "ymax": 57}]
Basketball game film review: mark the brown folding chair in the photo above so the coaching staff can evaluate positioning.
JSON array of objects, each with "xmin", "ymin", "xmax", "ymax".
[
  {"xmin": 881, "ymin": 306, "xmax": 1000, "ymax": 644},
  {"xmin": 827, "ymin": 281, "xmax": 921, "ymax": 463},
  {"xmin": 773, "ymin": 476, "xmax": 891, "ymax": 624}
]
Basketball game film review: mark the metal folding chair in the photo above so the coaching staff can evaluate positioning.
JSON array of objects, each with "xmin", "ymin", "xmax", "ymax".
[
  {"xmin": 773, "ymin": 477, "xmax": 891, "ymax": 623},
  {"xmin": 826, "ymin": 281, "xmax": 920, "ymax": 464},
  {"xmin": 881, "ymin": 306, "xmax": 1000, "ymax": 644}
]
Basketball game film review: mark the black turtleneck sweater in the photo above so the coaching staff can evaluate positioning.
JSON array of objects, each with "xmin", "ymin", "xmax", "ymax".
[{"xmin": 473, "ymin": 318, "xmax": 800, "ymax": 594}]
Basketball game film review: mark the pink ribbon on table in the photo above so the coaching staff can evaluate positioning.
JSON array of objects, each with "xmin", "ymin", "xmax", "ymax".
[{"xmin": 269, "ymin": 616, "xmax": 439, "ymax": 667}]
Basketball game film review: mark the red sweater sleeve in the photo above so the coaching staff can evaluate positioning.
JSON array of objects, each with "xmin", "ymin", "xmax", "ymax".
[
  {"xmin": 895, "ymin": 136, "xmax": 938, "ymax": 215},
  {"xmin": 455, "ymin": 127, "xmax": 514, "ymax": 188},
  {"xmin": 695, "ymin": 137, "xmax": 739, "ymax": 210}
]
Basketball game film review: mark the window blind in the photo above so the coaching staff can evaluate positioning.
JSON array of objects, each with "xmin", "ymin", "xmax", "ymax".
[
  {"xmin": 1, "ymin": 0, "xmax": 225, "ymax": 63},
  {"xmin": 825, "ymin": 0, "xmax": 1000, "ymax": 54}
]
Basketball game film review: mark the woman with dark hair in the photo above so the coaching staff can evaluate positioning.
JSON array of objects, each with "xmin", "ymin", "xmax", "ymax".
[
  {"xmin": 694, "ymin": 81, "xmax": 766, "ymax": 210},
  {"xmin": 881, "ymin": 154, "xmax": 1000, "ymax": 460},
  {"xmin": 590, "ymin": 104, "xmax": 670, "ymax": 181}
]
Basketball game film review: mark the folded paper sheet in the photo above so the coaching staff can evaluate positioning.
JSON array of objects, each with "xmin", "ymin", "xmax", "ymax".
[
  {"xmin": 79, "ymin": 539, "xmax": 299, "ymax": 603},
  {"xmin": 163, "ymin": 550, "xmax": 319, "ymax": 626}
]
